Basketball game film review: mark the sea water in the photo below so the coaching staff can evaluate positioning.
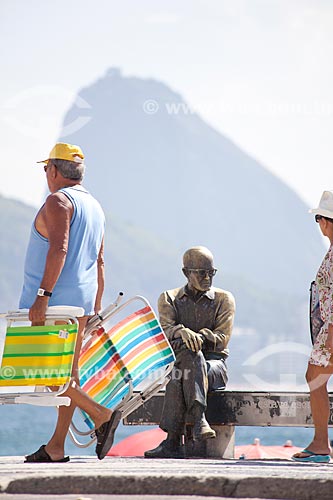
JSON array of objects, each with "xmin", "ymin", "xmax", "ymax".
[{"xmin": 0, "ymin": 404, "xmax": 322, "ymax": 456}]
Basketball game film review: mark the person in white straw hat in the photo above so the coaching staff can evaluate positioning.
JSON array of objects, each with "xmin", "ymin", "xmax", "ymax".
[{"xmin": 292, "ymin": 190, "xmax": 333, "ymax": 463}]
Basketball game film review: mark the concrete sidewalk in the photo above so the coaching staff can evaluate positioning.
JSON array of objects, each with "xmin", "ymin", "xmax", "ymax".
[{"xmin": 0, "ymin": 456, "xmax": 332, "ymax": 499}]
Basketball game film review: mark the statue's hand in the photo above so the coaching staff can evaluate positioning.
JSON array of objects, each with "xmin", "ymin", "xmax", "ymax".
[
  {"xmin": 180, "ymin": 328, "xmax": 203, "ymax": 352},
  {"xmin": 170, "ymin": 339, "xmax": 184, "ymax": 351}
]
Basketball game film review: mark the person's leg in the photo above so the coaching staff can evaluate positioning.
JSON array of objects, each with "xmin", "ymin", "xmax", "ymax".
[
  {"xmin": 293, "ymin": 362, "xmax": 333, "ymax": 458},
  {"xmin": 305, "ymin": 363, "xmax": 332, "ymax": 453},
  {"xmin": 45, "ymin": 317, "xmax": 112, "ymax": 460}
]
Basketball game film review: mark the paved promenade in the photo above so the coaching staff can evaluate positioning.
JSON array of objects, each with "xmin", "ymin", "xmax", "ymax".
[{"xmin": 0, "ymin": 456, "xmax": 332, "ymax": 499}]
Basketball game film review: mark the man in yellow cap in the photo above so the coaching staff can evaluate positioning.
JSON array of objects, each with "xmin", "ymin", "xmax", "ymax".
[{"xmin": 20, "ymin": 143, "xmax": 121, "ymax": 463}]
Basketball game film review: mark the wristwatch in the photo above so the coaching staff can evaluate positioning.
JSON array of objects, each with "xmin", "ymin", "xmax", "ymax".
[{"xmin": 37, "ymin": 288, "xmax": 52, "ymax": 297}]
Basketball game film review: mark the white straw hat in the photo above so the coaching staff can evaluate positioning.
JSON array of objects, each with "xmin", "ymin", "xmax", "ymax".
[{"xmin": 309, "ymin": 191, "xmax": 333, "ymax": 218}]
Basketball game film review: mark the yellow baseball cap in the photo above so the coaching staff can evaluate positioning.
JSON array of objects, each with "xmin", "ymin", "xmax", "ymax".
[{"xmin": 37, "ymin": 143, "xmax": 84, "ymax": 164}]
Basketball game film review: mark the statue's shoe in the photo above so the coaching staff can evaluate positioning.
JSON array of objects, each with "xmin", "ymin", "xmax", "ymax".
[
  {"xmin": 144, "ymin": 439, "xmax": 185, "ymax": 459},
  {"xmin": 193, "ymin": 416, "xmax": 216, "ymax": 441}
]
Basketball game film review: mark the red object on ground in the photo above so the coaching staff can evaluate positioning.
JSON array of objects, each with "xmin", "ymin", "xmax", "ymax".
[
  {"xmin": 108, "ymin": 429, "xmax": 301, "ymax": 459},
  {"xmin": 108, "ymin": 428, "xmax": 166, "ymax": 456},
  {"xmin": 235, "ymin": 438, "xmax": 302, "ymax": 459}
]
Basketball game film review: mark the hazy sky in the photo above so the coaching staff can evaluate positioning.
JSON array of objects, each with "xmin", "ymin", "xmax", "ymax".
[{"xmin": 1, "ymin": 0, "xmax": 332, "ymax": 209}]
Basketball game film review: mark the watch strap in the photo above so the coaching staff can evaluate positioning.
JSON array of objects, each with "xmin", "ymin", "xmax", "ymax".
[{"xmin": 37, "ymin": 288, "xmax": 52, "ymax": 297}]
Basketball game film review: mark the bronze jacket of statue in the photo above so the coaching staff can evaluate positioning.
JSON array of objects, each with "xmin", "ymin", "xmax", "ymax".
[{"xmin": 158, "ymin": 285, "xmax": 235, "ymax": 358}]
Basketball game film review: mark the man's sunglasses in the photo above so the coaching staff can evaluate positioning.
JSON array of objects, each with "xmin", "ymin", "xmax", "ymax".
[
  {"xmin": 43, "ymin": 162, "xmax": 55, "ymax": 172},
  {"xmin": 187, "ymin": 268, "xmax": 217, "ymax": 278}
]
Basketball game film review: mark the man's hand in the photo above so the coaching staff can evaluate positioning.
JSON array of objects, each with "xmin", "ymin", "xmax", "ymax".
[
  {"xmin": 94, "ymin": 303, "xmax": 102, "ymax": 315},
  {"xmin": 180, "ymin": 328, "xmax": 204, "ymax": 352},
  {"xmin": 29, "ymin": 296, "xmax": 49, "ymax": 326}
]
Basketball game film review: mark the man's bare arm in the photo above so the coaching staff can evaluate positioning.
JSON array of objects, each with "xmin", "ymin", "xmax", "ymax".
[
  {"xmin": 29, "ymin": 192, "xmax": 73, "ymax": 324},
  {"xmin": 94, "ymin": 237, "xmax": 105, "ymax": 314}
]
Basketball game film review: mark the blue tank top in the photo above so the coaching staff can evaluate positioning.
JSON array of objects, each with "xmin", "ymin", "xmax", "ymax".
[{"xmin": 19, "ymin": 186, "xmax": 105, "ymax": 315}]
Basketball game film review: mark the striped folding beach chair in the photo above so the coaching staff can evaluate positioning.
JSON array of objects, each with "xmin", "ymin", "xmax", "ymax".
[
  {"xmin": 69, "ymin": 295, "xmax": 175, "ymax": 448},
  {"xmin": 0, "ymin": 306, "xmax": 84, "ymax": 407}
]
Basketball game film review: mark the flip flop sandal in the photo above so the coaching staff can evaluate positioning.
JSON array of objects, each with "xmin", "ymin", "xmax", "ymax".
[
  {"xmin": 291, "ymin": 448, "xmax": 331, "ymax": 463},
  {"xmin": 24, "ymin": 444, "xmax": 70, "ymax": 463},
  {"xmin": 95, "ymin": 409, "xmax": 122, "ymax": 460}
]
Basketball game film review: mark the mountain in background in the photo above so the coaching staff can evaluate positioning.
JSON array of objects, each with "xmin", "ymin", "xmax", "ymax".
[{"xmin": 59, "ymin": 68, "xmax": 324, "ymax": 295}]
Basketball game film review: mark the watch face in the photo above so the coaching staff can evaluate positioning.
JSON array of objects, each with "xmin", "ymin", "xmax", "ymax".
[{"xmin": 37, "ymin": 288, "xmax": 52, "ymax": 297}]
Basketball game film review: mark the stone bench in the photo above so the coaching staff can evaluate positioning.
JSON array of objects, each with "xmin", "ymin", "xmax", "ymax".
[{"xmin": 124, "ymin": 390, "xmax": 333, "ymax": 458}]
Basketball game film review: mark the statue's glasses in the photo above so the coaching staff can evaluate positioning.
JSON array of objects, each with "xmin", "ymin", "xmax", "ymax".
[{"xmin": 186, "ymin": 268, "xmax": 217, "ymax": 278}]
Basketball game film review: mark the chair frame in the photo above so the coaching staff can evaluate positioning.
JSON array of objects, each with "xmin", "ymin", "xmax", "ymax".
[
  {"xmin": 69, "ymin": 294, "xmax": 175, "ymax": 448},
  {"xmin": 0, "ymin": 306, "xmax": 84, "ymax": 407}
]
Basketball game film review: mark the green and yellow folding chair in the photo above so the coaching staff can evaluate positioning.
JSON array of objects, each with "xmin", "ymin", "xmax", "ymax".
[
  {"xmin": 0, "ymin": 306, "xmax": 84, "ymax": 407},
  {"xmin": 69, "ymin": 295, "xmax": 175, "ymax": 448}
]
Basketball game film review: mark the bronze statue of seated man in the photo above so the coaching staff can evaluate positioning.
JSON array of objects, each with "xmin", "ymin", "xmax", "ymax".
[{"xmin": 145, "ymin": 246, "xmax": 235, "ymax": 458}]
